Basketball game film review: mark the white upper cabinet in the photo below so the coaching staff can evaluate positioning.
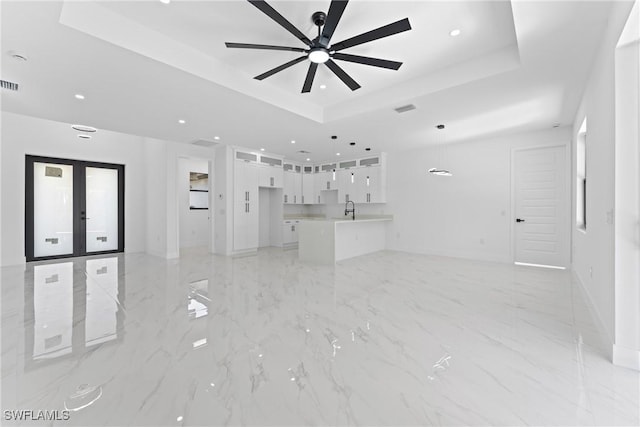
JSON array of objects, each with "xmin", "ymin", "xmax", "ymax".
[
  {"xmin": 258, "ymin": 155, "xmax": 283, "ymax": 188},
  {"xmin": 301, "ymin": 165, "xmax": 315, "ymax": 204},
  {"xmin": 283, "ymin": 163, "xmax": 302, "ymax": 204},
  {"xmin": 336, "ymin": 155, "xmax": 386, "ymax": 203},
  {"xmin": 359, "ymin": 155, "xmax": 386, "ymax": 203},
  {"xmin": 280, "ymin": 153, "xmax": 386, "ymax": 205},
  {"xmin": 293, "ymin": 166, "xmax": 302, "ymax": 204}
]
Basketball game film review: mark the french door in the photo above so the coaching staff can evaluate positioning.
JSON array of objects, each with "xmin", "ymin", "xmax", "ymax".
[{"xmin": 25, "ymin": 156, "xmax": 125, "ymax": 262}]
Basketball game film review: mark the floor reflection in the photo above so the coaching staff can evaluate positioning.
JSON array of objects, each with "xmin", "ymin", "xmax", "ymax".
[
  {"xmin": 187, "ymin": 279, "xmax": 209, "ymax": 320},
  {"xmin": 24, "ymin": 256, "xmax": 125, "ymax": 369}
]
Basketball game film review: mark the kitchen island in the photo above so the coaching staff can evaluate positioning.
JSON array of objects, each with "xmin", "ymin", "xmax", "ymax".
[{"xmin": 298, "ymin": 215, "xmax": 393, "ymax": 264}]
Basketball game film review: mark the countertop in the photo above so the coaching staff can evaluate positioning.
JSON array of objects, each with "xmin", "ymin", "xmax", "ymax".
[{"xmin": 297, "ymin": 215, "xmax": 393, "ymax": 223}]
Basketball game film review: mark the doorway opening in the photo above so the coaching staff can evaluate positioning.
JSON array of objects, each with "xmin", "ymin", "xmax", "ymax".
[{"xmin": 177, "ymin": 157, "xmax": 213, "ymax": 257}]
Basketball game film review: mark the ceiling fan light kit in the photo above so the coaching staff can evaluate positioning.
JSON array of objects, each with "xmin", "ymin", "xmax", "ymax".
[{"xmin": 226, "ymin": 0, "xmax": 412, "ymax": 93}]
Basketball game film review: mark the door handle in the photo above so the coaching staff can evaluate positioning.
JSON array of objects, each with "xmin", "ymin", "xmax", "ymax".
[{"xmin": 516, "ymin": 218, "xmax": 525, "ymax": 223}]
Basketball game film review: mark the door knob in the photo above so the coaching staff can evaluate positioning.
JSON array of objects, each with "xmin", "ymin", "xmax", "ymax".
[{"xmin": 516, "ymin": 218, "xmax": 525, "ymax": 223}]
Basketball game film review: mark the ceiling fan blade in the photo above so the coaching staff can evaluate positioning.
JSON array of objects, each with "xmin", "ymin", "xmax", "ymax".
[
  {"xmin": 254, "ymin": 55, "xmax": 307, "ymax": 80},
  {"xmin": 332, "ymin": 52, "xmax": 402, "ymax": 70},
  {"xmin": 319, "ymin": 0, "xmax": 348, "ymax": 47},
  {"xmin": 302, "ymin": 63, "xmax": 318, "ymax": 93},
  {"xmin": 225, "ymin": 42, "xmax": 307, "ymax": 53},
  {"xmin": 325, "ymin": 59, "xmax": 360, "ymax": 91},
  {"xmin": 330, "ymin": 17, "xmax": 411, "ymax": 52},
  {"xmin": 248, "ymin": 0, "xmax": 312, "ymax": 47}
]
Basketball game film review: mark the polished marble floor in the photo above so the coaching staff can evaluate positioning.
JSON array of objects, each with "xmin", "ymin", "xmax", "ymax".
[{"xmin": 1, "ymin": 248, "xmax": 638, "ymax": 426}]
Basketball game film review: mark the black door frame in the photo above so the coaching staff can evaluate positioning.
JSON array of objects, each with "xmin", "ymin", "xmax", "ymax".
[{"xmin": 25, "ymin": 155, "xmax": 125, "ymax": 262}]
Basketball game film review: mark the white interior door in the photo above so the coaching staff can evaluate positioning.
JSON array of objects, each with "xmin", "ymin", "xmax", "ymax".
[{"xmin": 514, "ymin": 146, "xmax": 568, "ymax": 268}]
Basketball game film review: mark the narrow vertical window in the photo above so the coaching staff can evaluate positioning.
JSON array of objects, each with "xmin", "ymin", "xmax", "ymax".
[{"xmin": 577, "ymin": 117, "xmax": 587, "ymax": 230}]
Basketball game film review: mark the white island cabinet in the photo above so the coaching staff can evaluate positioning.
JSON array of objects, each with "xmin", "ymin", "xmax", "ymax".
[{"xmin": 298, "ymin": 216, "xmax": 392, "ymax": 264}]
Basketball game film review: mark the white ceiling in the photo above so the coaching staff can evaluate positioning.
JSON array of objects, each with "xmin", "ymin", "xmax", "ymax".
[{"xmin": 0, "ymin": 1, "xmax": 619, "ymax": 163}]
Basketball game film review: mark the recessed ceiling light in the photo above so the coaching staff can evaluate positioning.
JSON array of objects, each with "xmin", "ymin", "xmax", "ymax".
[
  {"xmin": 291, "ymin": 140, "xmax": 296, "ymax": 144},
  {"xmin": 306, "ymin": 158, "xmax": 310, "ymax": 161},
  {"xmin": 260, "ymin": 148, "xmax": 265, "ymax": 151},
  {"xmin": 160, "ymin": 0, "xmax": 171, "ymax": 4},
  {"xmin": 336, "ymin": 153, "xmax": 341, "ymax": 156},
  {"xmin": 178, "ymin": 119, "xmax": 186, "ymax": 124},
  {"xmin": 74, "ymin": 94, "xmax": 85, "ymax": 100},
  {"xmin": 78, "ymin": 134, "xmax": 91, "ymax": 140},
  {"xmin": 320, "ymin": 84, "xmax": 327, "ymax": 90},
  {"xmin": 429, "ymin": 168, "xmax": 453, "ymax": 177},
  {"xmin": 71, "ymin": 124, "xmax": 97, "ymax": 133},
  {"xmin": 10, "ymin": 52, "xmax": 27, "ymax": 62},
  {"xmin": 436, "ymin": 124, "xmax": 445, "ymax": 130},
  {"xmin": 450, "ymin": 29, "xmax": 461, "ymax": 37},
  {"xmin": 213, "ymin": 136, "xmax": 220, "ymax": 140}
]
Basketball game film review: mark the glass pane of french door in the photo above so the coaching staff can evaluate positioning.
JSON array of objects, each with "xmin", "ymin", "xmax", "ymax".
[
  {"xmin": 33, "ymin": 162, "xmax": 74, "ymax": 258},
  {"xmin": 85, "ymin": 167, "xmax": 119, "ymax": 253}
]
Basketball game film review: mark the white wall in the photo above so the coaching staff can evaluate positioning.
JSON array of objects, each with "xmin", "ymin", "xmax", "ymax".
[
  {"xmin": 1, "ymin": 111, "xmax": 147, "ymax": 265},
  {"xmin": 614, "ymin": 1, "xmax": 640, "ymax": 370},
  {"xmin": 214, "ymin": 145, "xmax": 233, "ymax": 255},
  {"xmin": 258, "ymin": 187, "xmax": 271, "ymax": 247},
  {"xmin": 178, "ymin": 158, "xmax": 209, "ymax": 249},
  {"xmin": 0, "ymin": 112, "xmax": 220, "ymax": 266},
  {"xmin": 144, "ymin": 138, "xmax": 168, "ymax": 258},
  {"xmin": 385, "ymin": 127, "xmax": 571, "ymax": 263},
  {"xmin": 571, "ymin": 1, "xmax": 637, "ymax": 362}
]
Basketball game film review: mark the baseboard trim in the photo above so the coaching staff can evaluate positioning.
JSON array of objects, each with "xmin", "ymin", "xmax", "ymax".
[
  {"xmin": 571, "ymin": 269, "xmax": 615, "ymax": 360},
  {"xmin": 613, "ymin": 344, "xmax": 640, "ymax": 371},
  {"xmin": 386, "ymin": 246, "xmax": 510, "ymax": 264},
  {"xmin": 232, "ymin": 249, "xmax": 258, "ymax": 258},
  {"xmin": 0, "ymin": 256, "xmax": 27, "ymax": 267}
]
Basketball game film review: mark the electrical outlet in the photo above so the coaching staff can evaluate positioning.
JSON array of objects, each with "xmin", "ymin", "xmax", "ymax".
[{"xmin": 606, "ymin": 210, "xmax": 614, "ymax": 225}]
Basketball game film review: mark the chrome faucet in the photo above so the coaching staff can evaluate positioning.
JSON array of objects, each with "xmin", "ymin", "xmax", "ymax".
[{"xmin": 345, "ymin": 200, "xmax": 355, "ymax": 220}]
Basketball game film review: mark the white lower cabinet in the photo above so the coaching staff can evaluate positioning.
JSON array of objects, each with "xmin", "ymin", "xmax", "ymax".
[{"xmin": 282, "ymin": 220, "xmax": 299, "ymax": 247}]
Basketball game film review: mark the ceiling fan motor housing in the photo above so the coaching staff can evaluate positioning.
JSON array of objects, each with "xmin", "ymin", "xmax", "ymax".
[{"xmin": 312, "ymin": 11, "xmax": 327, "ymax": 27}]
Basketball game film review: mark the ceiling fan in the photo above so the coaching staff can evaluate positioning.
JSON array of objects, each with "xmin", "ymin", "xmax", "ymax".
[{"xmin": 225, "ymin": 0, "xmax": 411, "ymax": 93}]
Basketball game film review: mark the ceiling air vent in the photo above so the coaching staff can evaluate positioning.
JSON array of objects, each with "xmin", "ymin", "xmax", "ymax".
[
  {"xmin": 394, "ymin": 104, "xmax": 416, "ymax": 113},
  {"xmin": 191, "ymin": 139, "xmax": 218, "ymax": 148},
  {"xmin": 297, "ymin": 150, "xmax": 310, "ymax": 154},
  {"xmin": 0, "ymin": 80, "xmax": 19, "ymax": 91}
]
